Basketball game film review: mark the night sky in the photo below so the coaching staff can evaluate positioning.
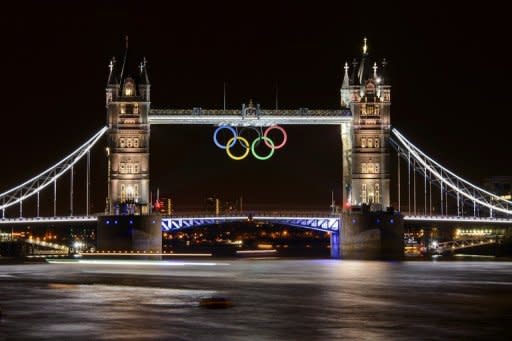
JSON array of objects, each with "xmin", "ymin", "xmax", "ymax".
[{"xmin": 0, "ymin": 1, "xmax": 510, "ymax": 215}]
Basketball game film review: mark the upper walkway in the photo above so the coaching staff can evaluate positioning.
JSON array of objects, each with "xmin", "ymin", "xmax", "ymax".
[{"xmin": 148, "ymin": 108, "xmax": 353, "ymax": 126}]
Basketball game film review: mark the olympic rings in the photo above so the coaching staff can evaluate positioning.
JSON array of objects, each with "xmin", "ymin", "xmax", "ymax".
[
  {"xmin": 226, "ymin": 136, "xmax": 250, "ymax": 160},
  {"xmin": 263, "ymin": 125, "xmax": 287, "ymax": 149},
  {"xmin": 251, "ymin": 136, "xmax": 275, "ymax": 160},
  {"xmin": 212, "ymin": 124, "xmax": 287, "ymax": 160},
  {"xmin": 237, "ymin": 126, "xmax": 262, "ymax": 149},
  {"xmin": 213, "ymin": 125, "xmax": 237, "ymax": 149}
]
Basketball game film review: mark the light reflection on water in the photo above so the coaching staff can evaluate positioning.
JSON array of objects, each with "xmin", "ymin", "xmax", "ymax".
[{"xmin": 1, "ymin": 259, "xmax": 512, "ymax": 340}]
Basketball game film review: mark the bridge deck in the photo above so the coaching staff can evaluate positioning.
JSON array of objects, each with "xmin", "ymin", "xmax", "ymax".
[{"xmin": 148, "ymin": 109, "xmax": 353, "ymax": 126}]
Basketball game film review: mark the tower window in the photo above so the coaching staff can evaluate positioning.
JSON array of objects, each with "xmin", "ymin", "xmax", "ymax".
[
  {"xmin": 134, "ymin": 104, "xmax": 139, "ymax": 115},
  {"xmin": 362, "ymin": 163, "xmax": 367, "ymax": 173},
  {"xmin": 374, "ymin": 138, "xmax": 380, "ymax": 148},
  {"xmin": 375, "ymin": 163, "xmax": 380, "ymax": 174},
  {"xmin": 120, "ymin": 184, "xmax": 126, "ymax": 202},
  {"xmin": 120, "ymin": 104, "xmax": 126, "ymax": 115},
  {"xmin": 126, "ymin": 138, "xmax": 133, "ymax": 148},
  {"xmin": 375, "ymin": 183, "xmax": 381, "ymax": 203},
  {"xmin": 361, "ymin": 137, "xmax": 367, "ymax": 148},
  {"xmin": 123, "ymin": 78, "xmax": 136, "ymax": 96},
  {"xmin": 368, "ymin": 138, "xmax": 374, "ymax": 148},
  {"xmin": 133, "ymin": 138, "xmax": 139, "ymax": 148},
  {"xmin": 119, "ymin": 138, "xmax": 126, "ymax": 148},
  {"xmin": 362, "ymin": 183, "xmax": 367, "ymax": 203},
  {"xmin": 367, "ymin": 163, "xmax": 375, "ymax": 174}
]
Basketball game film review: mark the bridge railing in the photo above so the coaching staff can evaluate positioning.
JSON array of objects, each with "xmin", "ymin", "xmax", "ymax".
[
  {"xmin": 163, "ymin": 211, "xmax": 340, "ymax": 219},
  {"xmin": 149, "ymin": 108, "xmax": 352, "ymax": 117}
]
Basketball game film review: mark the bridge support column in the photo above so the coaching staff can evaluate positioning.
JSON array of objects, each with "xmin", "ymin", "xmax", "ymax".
[
  {"xmin": 97, "ymin": 214, "xmax": 162, "ymax": 255},
  {"xmin": 330, "ymin": 232, "xmax": 341, "ymax": 259},
  {"xmin": 341, "ymin": 122, "xmax": 353, "ymax": 210}
]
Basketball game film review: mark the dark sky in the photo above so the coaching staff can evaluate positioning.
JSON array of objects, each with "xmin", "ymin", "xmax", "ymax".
[{"xmin": 0, "ymin": 1, "xmax": 510, "ymax": 215}]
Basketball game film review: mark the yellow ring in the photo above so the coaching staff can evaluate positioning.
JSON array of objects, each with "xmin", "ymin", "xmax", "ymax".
[{"xmin": 226, "ymin": 136, "xmax": 250, "ymax": 160}]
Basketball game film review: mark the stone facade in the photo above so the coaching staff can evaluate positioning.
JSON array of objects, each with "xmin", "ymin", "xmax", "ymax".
[
  {"xmin": 341, "ymin": 40, "xmax": 391, "ymax": 210},
  {"xmin": 105, "ymin": 58, "xmax": 151, "ymax": 215}
]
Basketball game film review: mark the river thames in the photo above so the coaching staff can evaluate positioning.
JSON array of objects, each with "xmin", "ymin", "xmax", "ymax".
[{"xmin": 1, "ymin": 258, "xmax": 511, "ymax": 340}]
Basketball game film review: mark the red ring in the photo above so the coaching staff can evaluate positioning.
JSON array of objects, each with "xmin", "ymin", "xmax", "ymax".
[{"xmin": 263, "ymin": 125, "xmax": 287, "ymax": 149}]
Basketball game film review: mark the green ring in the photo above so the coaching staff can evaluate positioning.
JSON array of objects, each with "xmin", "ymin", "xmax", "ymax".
[{"xmin": 251, "ymin": 136, "xmax": 275, "ymax": 160}]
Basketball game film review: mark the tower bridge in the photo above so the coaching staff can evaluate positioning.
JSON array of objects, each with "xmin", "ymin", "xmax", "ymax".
[{"xmin": 1, "ymin": 39, "xmax": 512, "ymax": 259}]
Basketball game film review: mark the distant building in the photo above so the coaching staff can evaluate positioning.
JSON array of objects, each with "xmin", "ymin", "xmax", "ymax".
[{"xmin": 483, "ymin": 176, "xmax": 512, "ymax": 200}]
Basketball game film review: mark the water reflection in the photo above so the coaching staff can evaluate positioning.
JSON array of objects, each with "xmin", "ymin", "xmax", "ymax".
[{"xmin": 1, "ymin": 260, "xmax": 512, "ymax": 340}]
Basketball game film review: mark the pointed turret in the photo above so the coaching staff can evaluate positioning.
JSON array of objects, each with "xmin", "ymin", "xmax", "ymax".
[
  {"xmin": 107, "ymin": 57, "xmax": 119, "ymax": 85},
  {"xmin": 340, "ymin": 62, "xmax": 351, "ymax": 108},
  {"xmin": 106, "ymin": 57, "xmax": 120, "ymax": 106},
  {"xmin": 138, "ymin": 57, "xmax": 150, "ymax": 101}
]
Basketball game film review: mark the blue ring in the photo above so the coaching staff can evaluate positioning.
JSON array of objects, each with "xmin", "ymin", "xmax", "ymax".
[{"xmin": 213, "ymin": 125, "xmax": 237, "ymax": 149}]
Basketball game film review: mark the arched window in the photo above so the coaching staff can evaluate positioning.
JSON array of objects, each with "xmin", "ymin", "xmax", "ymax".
[{"xmin": 124, "ymin": 78, "xmax": 135, "ymax": 96}]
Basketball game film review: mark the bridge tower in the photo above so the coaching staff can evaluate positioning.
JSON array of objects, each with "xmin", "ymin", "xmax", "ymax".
[
  {"xmin": 341, "ymin": 38, "xmax": 391, "ymax": 210},
  {"xmin": 97, "ymin": 44, "xmax": 161, "ymax": 254},
  {"xmin": 105, "ymin": 52, "xmax": 151, "ymax": 215}
]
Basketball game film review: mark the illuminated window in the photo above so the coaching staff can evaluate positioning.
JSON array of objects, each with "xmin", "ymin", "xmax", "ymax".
[
  {"xmin": 120, "ymin": 104, "xmax": 126, "ymax": 114},
  {"xmin": 360, "ymin": 105, "xmax": 366, "ymax": 116},
  {"xmin": 120, "ymin": 163, "xmax": 126, "ymax": 173},
  {"xmin": 362, "ymin": 163, "xmax": 367, "ymax": 173},
  {"xmin": 366, "ymin": 104, "xmax": 374, "ymax": 115},
  {"xmin": 368, "ymin": 138, "xmax": 374, "ymax": 148},
  {"xmin": 120, "ymin": 184, "xmax": 126, "ymax": 202},
  {"xmin": 133, "ymin": 138, "xmax": 139, "ymax": 148},
  {"xmin": 127, "ymin": 138, "xmax": 133, "ymax": 148},
  {"xmin": 375, "ymin": 163, "xmax": 380, "ymax": 174},
  {"xmin": 119, "ymin": 138, "xmax": 126, "ymax": 148},
  {"xmin": 375, "ymin": 183, "xmax": 380, "ymax": 203},
  {"xmin": 368, "ymin": 163, "xmax": 375, "ymax": 174},
  {"xmin": 134, "ymin": 104, "xmax": 139, "ymax": 115},
  {"xmin": 134, "ymin": 163, "xmax": 140, "ymax": 173},
  {"xmin": 361, "ymin": 137, "xmax": 367, "ymax": 148},
  {"xmin": 374, "ymin": 138, "xmax": 380, "ymax": 148},
  {"xmin": 124, "ymin": 78, "xmax": 136, "ymax": 96},
  {"xmin": 362, "ymin": 183, "xmax": 367, "ymax": 203}
]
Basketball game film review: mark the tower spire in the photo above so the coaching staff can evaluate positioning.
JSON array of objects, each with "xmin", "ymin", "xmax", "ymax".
[
  {"xmin": 363, "ymin": 37, "xmax": 368, "ymax": 55},
  {"xmin": 120, "ymin": 35, "xmax": 129, "ymax": 83},
  {"xmin": 342, "ymin": 61, "xmax": 350, "ymax": 88},
  {"xmin": 373, "ymin": 62, "xmax": 378, "ymax": 79},
  {"xmin": 107, "ymin": 57, "xmax": 118, "ymax": 85}
]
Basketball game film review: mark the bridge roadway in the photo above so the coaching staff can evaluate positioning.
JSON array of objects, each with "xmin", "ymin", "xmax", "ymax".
[
  {"xmin": 1, "ymin": 213, "xmax": 512, "ymax": 229},
  {"xmin": 0, "ymin": 212, "xmax": 341, "ymax": 233},
  {"xmin": 148, "ymin": 108, "xmax": 353, "ymax": 126}
]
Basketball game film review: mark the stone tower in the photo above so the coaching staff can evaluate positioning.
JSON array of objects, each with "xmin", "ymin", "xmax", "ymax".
[
  {"xmin": 105, "ymin": 50, "xmax": 151, "ymax": 215},
  {"xmin": 341, "ymin": 38, "xmax": 391, "ymax": 210}
]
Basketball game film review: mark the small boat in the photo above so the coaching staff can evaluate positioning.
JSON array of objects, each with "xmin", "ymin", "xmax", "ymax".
[{"xmin": 199, "ymin": 297, "xmax": 233, "ymax": 309}]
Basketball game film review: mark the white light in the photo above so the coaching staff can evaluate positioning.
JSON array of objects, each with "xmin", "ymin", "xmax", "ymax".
[
  {"xmin": 403, "ymin": 215, "xmax": 512, "ymax": 224},
  {"xmin": 46, "ymin": 259, "xmax": 228, "ymax": 266},
  {"xmin": 393, "ymin": 129, "xmax": 512, "ymax": 215},
  {"xmin": 0, "ymin": 127, "xmax": 108, "ymax": 211}
]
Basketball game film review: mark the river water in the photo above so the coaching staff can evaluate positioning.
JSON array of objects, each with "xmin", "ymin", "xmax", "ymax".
[{"xmin": 1, "ymin": 258, "xmax": 511, "ymax": 340}]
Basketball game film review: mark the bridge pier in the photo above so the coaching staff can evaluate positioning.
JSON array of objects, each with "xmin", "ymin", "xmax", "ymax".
[
  {"xmin": 330, "ymin": 232, "xmax": 341, "ymax": 259},
  {"xmin": 97, "ymin": 214, "xmax": 162, "ymax": 254},
  {"xmin": 341, "ymin": 208, "xmax": 404, "ymax": 260}
]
